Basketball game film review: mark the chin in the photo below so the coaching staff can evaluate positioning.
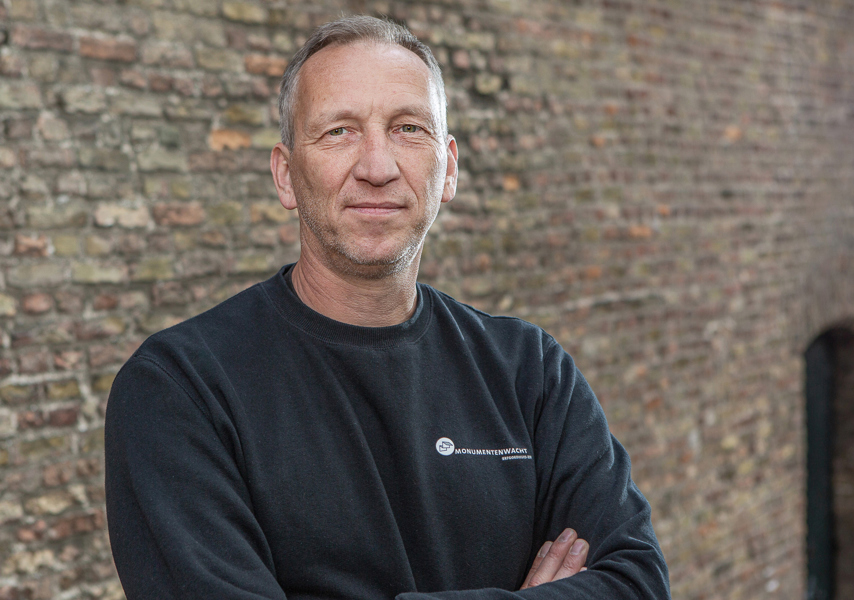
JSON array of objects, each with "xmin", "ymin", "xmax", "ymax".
[{"xmin": 334, "ymin": 241, "xmax": 422, "ymax": 279}]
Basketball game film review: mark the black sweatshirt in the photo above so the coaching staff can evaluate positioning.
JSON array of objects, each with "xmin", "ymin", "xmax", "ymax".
[{"xmin": 105, "ymin": 265, "xmax": 670, "ymax": 599}]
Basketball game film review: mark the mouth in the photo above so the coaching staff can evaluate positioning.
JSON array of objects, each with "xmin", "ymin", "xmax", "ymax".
[{"xmin": 345, "ymin": 202, "xmax": 405, "ymax": 216}]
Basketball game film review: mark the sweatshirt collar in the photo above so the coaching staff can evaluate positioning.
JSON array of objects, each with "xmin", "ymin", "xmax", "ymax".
[{"xmin": 263, "ymin": 264, "xmax": 432, "ymax": 348}]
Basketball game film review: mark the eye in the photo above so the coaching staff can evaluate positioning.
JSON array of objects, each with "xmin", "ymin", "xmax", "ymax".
[
  {"xmin": 328, "ymin": 127, "xmax": 347, "ymax": 136},
  {"xmin": 399, "ymin": 124, "xmax": 421, "ymax": 133}
]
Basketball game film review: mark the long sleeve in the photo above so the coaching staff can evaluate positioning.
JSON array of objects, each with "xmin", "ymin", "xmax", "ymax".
[
  {"xmin": 396, "ymin": 340, "xmax": 670, "ymax": 600},
  {"xmin": 105, "ymin": 355, "xmax": 288, "ymax": 600}
]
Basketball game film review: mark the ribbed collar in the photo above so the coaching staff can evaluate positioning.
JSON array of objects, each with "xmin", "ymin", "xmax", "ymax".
[{"xmin": 261, "ymin": 264, "xmax": 432, "ymax": 348}]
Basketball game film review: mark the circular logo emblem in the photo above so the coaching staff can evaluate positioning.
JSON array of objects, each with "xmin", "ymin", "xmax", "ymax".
[{"xmin": 435, "ymin": 437, "xmax": 455, "ymax": 456}]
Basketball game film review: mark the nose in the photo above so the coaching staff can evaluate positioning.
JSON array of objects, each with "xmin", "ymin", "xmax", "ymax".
[{"xmin": 351, "ymin": 130, "xmax": 401, "ymax": 187}]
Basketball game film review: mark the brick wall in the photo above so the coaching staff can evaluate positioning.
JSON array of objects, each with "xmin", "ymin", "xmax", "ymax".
[{"xmin": 1, "ymin": 0, "xmax": 853, "ymax": 598}]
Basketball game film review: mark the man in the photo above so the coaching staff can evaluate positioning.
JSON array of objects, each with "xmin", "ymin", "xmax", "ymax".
[{"xmin": 106, "ymin": 16, "xmax": 670, "ymax": 599}]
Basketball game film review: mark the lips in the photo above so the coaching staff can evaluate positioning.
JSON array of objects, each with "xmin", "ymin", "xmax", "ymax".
[{"xmin": 345, "ymin": 202, "xmax": 405, "ymax": 215}]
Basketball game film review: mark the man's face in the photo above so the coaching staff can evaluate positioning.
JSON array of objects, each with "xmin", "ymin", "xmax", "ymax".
[{"xmin": 272, "ymin": 42, "xmax": 457, "ymax": 278}]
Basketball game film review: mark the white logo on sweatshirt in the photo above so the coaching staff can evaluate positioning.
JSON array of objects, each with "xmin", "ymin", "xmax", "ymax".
[
  {"xmin": 435, "ymin": 437, "xmax": 531, "ymax": 460},
  {"xmin": 435, "ymin": 437, "xmax": 455, "ymax": 455}
]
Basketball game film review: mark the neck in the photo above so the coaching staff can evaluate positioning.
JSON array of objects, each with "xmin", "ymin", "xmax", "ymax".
[{"xmin": 290, "ymin": 253, "xmax": 421, "ymax": 327}]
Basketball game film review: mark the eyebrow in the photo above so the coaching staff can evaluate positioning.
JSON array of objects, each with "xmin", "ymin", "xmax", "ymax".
[{"xmin": 304, "ymin": 104, "xmax": 439, "ymax": 134}]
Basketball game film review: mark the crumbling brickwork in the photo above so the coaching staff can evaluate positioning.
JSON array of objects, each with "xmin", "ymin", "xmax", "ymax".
[{"xmin": 1, "ymin": 0, "xmax": 853, "ymax": 598}]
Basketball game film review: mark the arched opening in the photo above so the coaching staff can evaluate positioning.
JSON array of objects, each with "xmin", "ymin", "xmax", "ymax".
[{"xmin": 806, "ymin": 327, "xmax": 854, "ymax": 600}]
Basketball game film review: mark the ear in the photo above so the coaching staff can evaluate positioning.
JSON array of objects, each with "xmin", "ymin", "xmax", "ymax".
[
  {"xmin": 442, "ymin": 135, "xmax": 458, "ymax": 204},
  {"xmin": 270, "ymin": 142, "xmax": 298, "ymax": 210}
]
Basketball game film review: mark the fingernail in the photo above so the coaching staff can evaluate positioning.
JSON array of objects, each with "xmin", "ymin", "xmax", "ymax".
[
  {"xmin": 557, "ymin": 528, "xmax": 574, "ymax": 543},
  {"xmin": 570, "ymin": 539, "xmax": 586, "ymax": 555},
  {"xmin": 537, "ymin": 541, "xmax": 552, "ymax": 557}
]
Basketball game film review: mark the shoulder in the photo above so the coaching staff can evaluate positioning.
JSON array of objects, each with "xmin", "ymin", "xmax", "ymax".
[
  {"xmin": 420, "ymin": 283, "xmax": 563, "ymax": 358},
  {"xmin": 131, "ymin": 277, "xmax": 277, "ymax": 376}
]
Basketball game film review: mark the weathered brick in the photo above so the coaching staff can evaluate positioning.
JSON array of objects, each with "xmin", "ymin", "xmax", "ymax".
[
  {"xmin": 110, "ymin": 91, "xmax": 164, "ymax": 117},
  {"xmin": 172, "ymin": 0, "xmax": 218, "ymax": 15},
  {"xmin": 89, "ymin": 343, "xmax": 133, "ymax": 368},
  {"xmin": 27, "ymin": 200, "xmax": 88, "ymax": 228},
  {"xmin": 25, "ymin": 491, "xmax": 75, "ymax": 516},
  {"xmin": 0, "ymin": 498, "xmax": 24, "ymax": 522},
  {"xmin": 10, "ymin": 25, "xmax": 73, "ymax": 51},
  {"xmin": 79, "ymin": 35, "xmax": 138, "ymax": 62},
  {"xmin": 78, "ymin": 147, "xmax": 131, "ymax": 171},
  {"xmin": 52, "ymin": 235, "xmax": 80, "ymax": 257},
  {"xmin": 48, "ymin": 407, "xmax": 79, "ymax": 427},
  {"xmin": 0, "ymin": 148, "xmax": 18, "ymax": 169},
  {"xmin": 141, "ymin": 41, "xmax": 195, "ymax": 68},
  {"xmin": 0, "ymin": 53, "xmax": 26, "ymax": 77},
  {"xmin": 231, "ymin": 253, "xmax": 274, "ymax": 274},
  {"xmin": 223, "ymin": 2, "xmax": 267, "ymax": 23},
  {"xmin": 8, "ymin": 0, "xmax": 40, "ymax": 20},
  {"xmin": 94, "ymin": 204, "xmax": 151, "ymax": 228},
  {"xmin": 132, "ymin": 257, "xmax": 175, "ymax": 281},
  {"xmin": 196, "ymin": 47, "xmax": 243, "ymax": 71},
  {"xmin": 17, "ymin": 410, "xmax": 46, "ymax": 430},
  {"xmin": 0, "ymin": 408, "xmax": 15, "ymax": 438},
  {"xmin": 137, "ymin": 147, "xmax": 188, "ymax": 172},
  {"xmin": 28, "ymin": 53, "xmax": 59, "ymax": 82},
  {"xmin": 0, "ymin": 385, "xmax": 38, "ymax": 405},
  {"xmin": 153, "ymin": 202, "xmax": 205, "ymax": 226},
  {"xmin": 54, "ymin": 350, "xmax": 84, "ymax": 371},
  {"xmin": 250, "ymin": 202, "xmax": 291, "ymax": 224},
  {"xmin": 18, "ymin": 350, "xmax": 50, "ymax": 374},
  {"xmin": 76, "ymin": 317, "xmax": 126, "ymax": 341},
  {"xmin": 208, "ymin": 201, "xmax": 243, "ymax": 225},
  {"xmin": 244, "ymin": 54, "xmax": 288, "ymax": 76},
  {"xmin": 71, "ymin": 262, "xmax": 129, "ymax": 284},
  {"xmin": 22, "ymin": 293, "xmax": 53, "ymax": 315},
  {"xmin": 0, "ymin": 81, "xmax": 42, "ymax": 109},
  {"xmin": 60, "ymin": 86, "xmax": 107, "ymax": 113},
  {"xmin": 47, "ymin": 510, "xmax": 104, "ymax": 540},
  {"xmin": 0, "ymin": 295, "xmax": 17, "ymax": 317},
  {"xmin": 152, "ymin": 11, "xmax": 225, "ymax": 46},
  {"xmin": 80, "ymin": 427, "xmax": 105, "ymax": 454},
  {"xmin": 14, "ymin": 234, "xmax": 49, "ymax": 257},
  {"xmin": 23, "ymin": 148, "xmax": 76, "ymax": 170},
  {"xmin": 7, "ymin": 263, "xmax": 65, "ymax": 288},
  {"xmin": 222, "ymin": 103, "xmax": 265, "ymax": 126},
  {"xmin": 209, "ymin": 129, "xmax": 252, "ymax": 151},
  {"xmin": 20, "ymin": 435, "xmax": 70, "ymax": 460},
  {"xmin": 46, "ymin": 382, "xmax": 80, "ymax": 402}
]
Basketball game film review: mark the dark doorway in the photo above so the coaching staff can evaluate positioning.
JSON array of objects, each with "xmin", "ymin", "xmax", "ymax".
[{"xmin": 806, "ymin": 327, "xmax": 854, "ymax": 600}]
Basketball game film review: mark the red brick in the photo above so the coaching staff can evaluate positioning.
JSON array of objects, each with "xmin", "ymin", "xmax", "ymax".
[
  {"xmin": 10, "ymin": 25, "xmax": 73, "ymax": 51},
  {"xmin": 18, "ymin": 350, "xmax": 50, "ymax": 374},
  {"xmin": 22, "ymin": 293, "xmax": 53, "ymax": 314},
  {"xmin": 43, "ymin": 463, "xmax": 73, "ymax": 487},
  {"xmin": 18, "ymin": 410, "xmax": 46, "ymax": 430},
  {"xmin": 149, "ymin": 73, "xmax": 174, "ymax": 92},
  {"xmin": 49, "ymin": 407, "xmax": 79, "ymax": 428},
  {"xmin": 79, "ymin": 36, "xmax": 137, "ymax": 63},
  {"xmin": 54, "ymin": 351, "xmax": 84, "ymax": 371},
  {"xmin": 119, "ymin": 69, "xmax": 147, "ymax": 89},
  {"xmin": 14, "ymin": 234, "xmax": 48, "ymax": 257},
  {"xmin": 93, "ymin": 293, "xmax": 119, "ymax": 310}
]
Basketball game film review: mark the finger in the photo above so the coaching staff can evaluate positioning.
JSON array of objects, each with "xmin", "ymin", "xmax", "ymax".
[
  {"xmin": 552, "ymin": 538, "xmax": 589, "ymax": 580},
  {"xmin": 525, "ymin": 528, "xmax": 577, "ymax": 587},
  {"xmin": 521, "ymin": 541, "xmax": 552, "ymax": 589}
]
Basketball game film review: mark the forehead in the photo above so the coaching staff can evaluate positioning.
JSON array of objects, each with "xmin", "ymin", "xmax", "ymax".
[{"xmin": 295, "ymin": 42, "xmax": 438, "ymax": 121}]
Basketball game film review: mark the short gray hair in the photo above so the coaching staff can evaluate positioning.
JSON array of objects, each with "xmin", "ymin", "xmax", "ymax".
[{"xmin": 277, "ymin": 15, "xmax": 447, "ymax": 149}]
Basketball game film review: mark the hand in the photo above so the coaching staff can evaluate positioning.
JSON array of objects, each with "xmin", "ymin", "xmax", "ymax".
[{"xmin": 520, "ymin": 528, "xmax": 589, "ymax": 589}]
